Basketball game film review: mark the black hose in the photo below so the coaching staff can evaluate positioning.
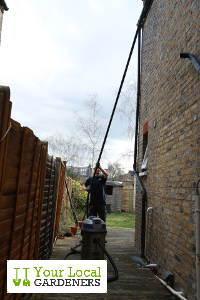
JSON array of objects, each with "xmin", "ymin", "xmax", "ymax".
[
  {"xmin": 62, "ymin": 242, "xmax": 81, "ymax": 260},
  {"xmin": 62, "ymin": 250, "xmax": 74, "ymax": 260},
  {"xmin": 62, "ymin": 239, "xmax": 118, "ymax": 282},
  {"xmin": 71, "ymin": 243, "xmax": 81, "ymax": 255},
  {"xmin": 93, "ymin": 238, "xmax": 118, "ymax": 282}
]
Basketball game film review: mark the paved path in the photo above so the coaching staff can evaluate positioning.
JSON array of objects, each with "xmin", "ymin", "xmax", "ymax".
[{"xmin": 30, "ymin": 228, "xmax": 174, "ymax": 300}]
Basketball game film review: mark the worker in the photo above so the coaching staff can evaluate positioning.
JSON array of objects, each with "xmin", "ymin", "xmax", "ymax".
[{"xmin": 82, "ymin": 163, "xmax": 108, "ymax": 222}]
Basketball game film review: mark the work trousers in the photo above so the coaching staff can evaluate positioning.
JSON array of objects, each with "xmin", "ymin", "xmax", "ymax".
[{"xmin": 89, "ymin": 204, "xmax": 107, "ymax": 222}]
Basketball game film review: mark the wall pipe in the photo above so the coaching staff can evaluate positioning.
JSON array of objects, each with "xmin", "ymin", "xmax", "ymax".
[
  {"xmin": 180, "ymin": 53, "xmax": 200, "ymax": 75},
  {"xmin": 156, "ymin": 276, "xmax": 188, "ymax": 300},
  {"xmin": 133, "ymin": 27, "xmax": 141, "ymax": 170},
  {"xmin": 145, "ymin": 207, "xmax": 153, "ymax": 257},
  {"xmin": 132, "ymin": 0, "xmax": 155, "ymax": 259},
  {"xmin": 196, "ymin": 178, "xmax": 200, "ymax": 300},
  {"xmin": 133, "ymin": 27, "xmax": 147, "ymax": 259}
]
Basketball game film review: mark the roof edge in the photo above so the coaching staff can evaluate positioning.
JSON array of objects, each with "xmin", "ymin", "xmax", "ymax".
[{"xmin": 0, "ymin": 0, "xmax": 9, "ymax": 12}]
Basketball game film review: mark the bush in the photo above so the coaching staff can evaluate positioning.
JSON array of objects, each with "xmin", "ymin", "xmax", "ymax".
[{"xmin": 72, "ymin": 180, "xmax": 88, "ymax": 212}]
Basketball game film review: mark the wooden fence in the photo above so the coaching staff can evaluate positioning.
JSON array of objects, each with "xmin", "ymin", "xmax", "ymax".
[
  {"xmin": 0, "ymin": 86, "xmax": 67, "ymax": 300},
  {"xmin": 38, "ymin": 155, "xmax": 57, "ymax": 260},
  {"xmin": 53, "ymin": 159, "xmax": 66, "ymax": 241},
  {"xmin": 121, "ymin": 187, "xmax": 134, "ymax": 212}
]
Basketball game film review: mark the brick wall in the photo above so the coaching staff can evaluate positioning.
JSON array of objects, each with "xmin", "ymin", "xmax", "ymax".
[{"xmin": 135, "ymin": 1, "xmax": 200, "ymax": 299}]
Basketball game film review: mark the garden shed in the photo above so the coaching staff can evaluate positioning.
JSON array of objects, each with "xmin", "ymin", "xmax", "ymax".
[
  {"xmin": 105, "ymin": 181, "xmax": 123, "ymax": 212},
  {"xmin": 121, "ymin": 181, "xmax": 134, "ymax": 212}
]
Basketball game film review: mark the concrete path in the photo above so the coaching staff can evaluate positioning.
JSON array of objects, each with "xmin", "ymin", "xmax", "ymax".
[{"xmin": 30, "ymin": 228, "xmax": 174, "ymax": 300}]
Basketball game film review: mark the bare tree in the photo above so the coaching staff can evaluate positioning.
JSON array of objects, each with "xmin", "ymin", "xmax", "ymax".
[
  {"xmin": 47, "ymin": 133, "xmax": 86, "ymax": 166},
  {"xmin": 74, "ymin": 93, "xmax": 106, "ymax": 169},
  {"xmin": 117, "ymin": 73, "xmax": 137, "ymax": 141},
  {"xmin": 107, "ymin": 161, "xmax": 125, "ymax": 181}
]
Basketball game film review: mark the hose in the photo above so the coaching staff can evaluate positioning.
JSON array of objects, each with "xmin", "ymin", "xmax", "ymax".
[
  {"xmin": 62, "ymin": 239, "xmax": 118, "ymax": 282},
  {"xmin": 93, "ymin": 238, "xmax": 118, "ymax": 282},
  {"xmin": 62, "ymin": 242, "xmax": 81, "ymax": 260}
]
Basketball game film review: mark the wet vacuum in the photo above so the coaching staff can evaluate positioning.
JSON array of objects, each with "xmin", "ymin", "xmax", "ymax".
[{"xmin": 62, "ymin": 216, "xmax": 118, "ymax": 282}]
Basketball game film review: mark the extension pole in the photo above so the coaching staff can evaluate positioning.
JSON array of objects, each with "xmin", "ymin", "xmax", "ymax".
[
  {"xmin": 132, "ymin": 28, "xmax": 146, "ymax": 258},
  {"xmin": 65, "ymin": 180, "xmax": 79, "ymax": 226},
  {"xmin": 89, "ymin": 13, "xmax": 142, "ymax": 192}
]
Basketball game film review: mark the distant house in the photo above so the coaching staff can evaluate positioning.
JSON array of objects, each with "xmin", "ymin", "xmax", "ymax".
[
  {"xmin": 67, "ymin": 164, "xmax": 92, "ymax": 180},
  {"xmin": 105, "ymin": 181, "xmax": 123, "ymax": 212}
]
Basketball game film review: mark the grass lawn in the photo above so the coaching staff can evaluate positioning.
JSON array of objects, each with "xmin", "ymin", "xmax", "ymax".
[{"xmin": 106, "ymin": 211, "xmax": 135, "ymax": 229}]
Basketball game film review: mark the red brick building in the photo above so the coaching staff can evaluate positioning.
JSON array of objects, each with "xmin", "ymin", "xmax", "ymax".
[{"xmin": 134, "ymin": 1, "xmax": 200, "ymax": 299}]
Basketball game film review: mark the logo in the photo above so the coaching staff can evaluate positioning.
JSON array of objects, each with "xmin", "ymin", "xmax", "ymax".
[{"xmin": 7, "ymin": 260, "xmax": 107, "ymax": 293}]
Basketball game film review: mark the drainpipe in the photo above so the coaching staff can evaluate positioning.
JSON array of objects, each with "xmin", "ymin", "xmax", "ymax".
[
  {"xmin": 133, "ymin": 28, "xmax": 147, "ymax": 259},
  {"xmin": 196, "ymin": 178, "xmax": 200, "ymax": 300},
  {"xmin": 145, "ymin": 207, "xmax": 153, "ymax": 257},
  {"xmin": 132, "ymin": 0, "xmax": 155, "ymax": 258},
  {"xmin": 180, "ymin": 53, "xmax": 200, "ymax": 74}
]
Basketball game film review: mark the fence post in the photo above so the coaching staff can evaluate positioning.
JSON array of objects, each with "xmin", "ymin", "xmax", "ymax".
[{"xmin": 34, "ymin": 142, "xmax": 48, "ymax": 259}]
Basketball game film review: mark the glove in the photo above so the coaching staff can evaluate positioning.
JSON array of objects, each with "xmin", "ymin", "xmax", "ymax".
[
  {"xmin": 96, "ymin": 162, "xmax": 101, "ymax": 170},
  {"xmin": 85, "ymin": 187, "xmax": 92, "ymax": 193}
]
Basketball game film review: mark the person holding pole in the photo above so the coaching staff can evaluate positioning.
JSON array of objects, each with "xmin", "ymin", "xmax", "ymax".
[{"xmin": 82, "ymin": 163, "xmax": 108, "ymax": 222}]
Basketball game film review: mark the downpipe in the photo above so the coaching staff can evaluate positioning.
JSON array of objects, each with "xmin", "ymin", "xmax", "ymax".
[
  {"xmin": 133, "ymin": 27, "xmax": 147, "ymax": 259},
  {"xmin": 133, "ymin": 169, "xmax": 146, "ymax": 258},
  {"xmin": 196, "ymin": 178, "xmax": 200, "ymax": 300},
  {"xmin": 145, "ymin": 207, "xmax": 153, "ymax": 257}
]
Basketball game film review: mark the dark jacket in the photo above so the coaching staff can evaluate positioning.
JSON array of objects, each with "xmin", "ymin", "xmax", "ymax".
[{"xmin": 85, "ymin": 174, "xmax": 107, "ymax": 206}]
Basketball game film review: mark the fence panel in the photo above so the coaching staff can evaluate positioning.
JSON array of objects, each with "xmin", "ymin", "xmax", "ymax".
[
  {"xmin": 38, "ymin": 155, "xmax": 56, "ymax": 260},
  {"xmin": 0, "ymin": 86, "xmax": 69, "ymax": 299},
  {"xmin": 0, "ymin": 86, "xmax": 48, "ymax": 300},
  {"xmin": 53, "ymin": 159, "xmax": 66, "ymax": 241}
]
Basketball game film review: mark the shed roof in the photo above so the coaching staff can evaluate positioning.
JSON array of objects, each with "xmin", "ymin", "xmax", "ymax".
[{"xmin": 106, "ymin": 181, "xmax": 123, "ymax": 187}]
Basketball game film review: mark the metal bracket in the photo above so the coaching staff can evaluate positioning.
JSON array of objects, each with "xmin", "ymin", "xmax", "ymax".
[{"xmin": 180, "ymin": 53, "xmax": 200, "ymax": 74}]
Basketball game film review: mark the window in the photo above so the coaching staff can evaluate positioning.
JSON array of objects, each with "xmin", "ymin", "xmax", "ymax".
[
  {"xmin": 141, "ymin": 145, "xmax": 148, "ymax": 170},
  {"xmin": 106, "ymin": 186, "xmax": 113, "ymax": 195},
  {"xmin": 141, "ymin": 121, "xmax": 148, "ymax": 173}
]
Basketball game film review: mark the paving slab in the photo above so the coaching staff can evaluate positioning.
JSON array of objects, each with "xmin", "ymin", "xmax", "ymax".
[{"xmin": 30, "ymin": 228, "xmax": 174, "ymax": 300}]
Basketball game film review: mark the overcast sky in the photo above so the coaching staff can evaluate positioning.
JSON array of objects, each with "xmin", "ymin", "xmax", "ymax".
[{"xmin": 0, "ymin": 0, "xmax": 143, "ymax": 172}]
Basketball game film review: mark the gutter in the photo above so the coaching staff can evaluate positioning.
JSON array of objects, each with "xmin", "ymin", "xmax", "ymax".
[{"xmin": 0, "ymin": 0, "xmax": 9, "ymax": 11}]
